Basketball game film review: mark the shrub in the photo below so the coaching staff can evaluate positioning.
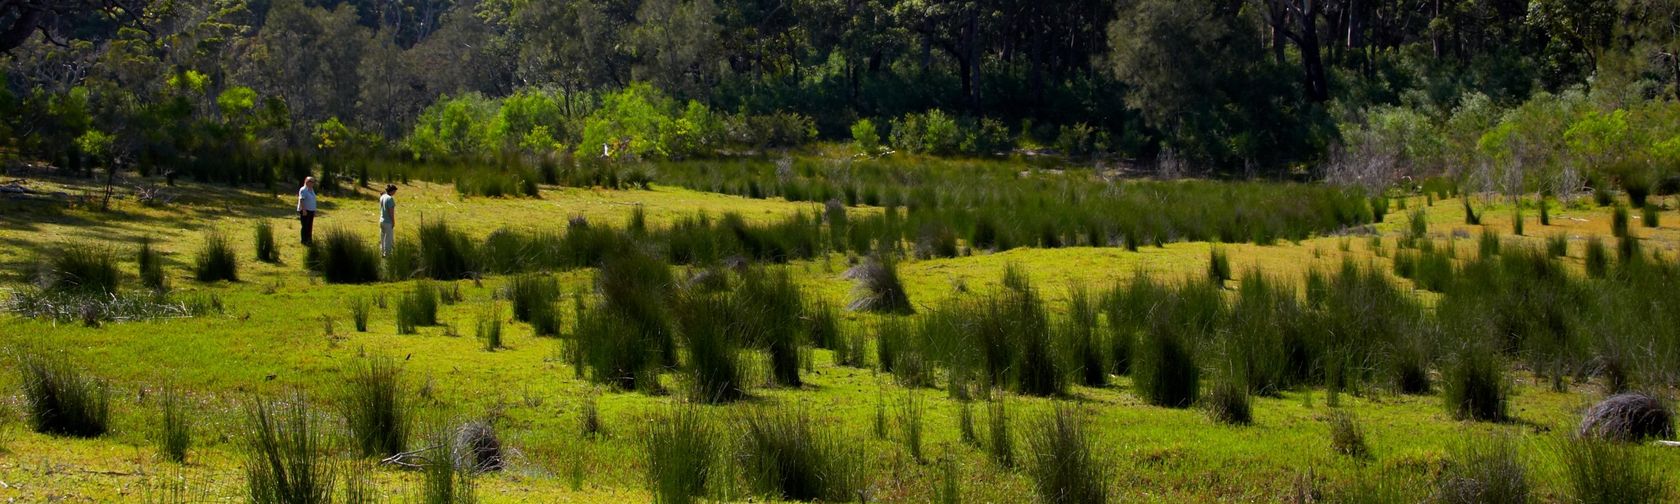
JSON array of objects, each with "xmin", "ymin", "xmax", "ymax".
[
  {"xmin": 350, "ymin": 298, "xmax": 370, "ymax": 332},
  {"xmin": 18, "ymin": 351, "xmax": 109, "ymax": 437},
  {"xmin": 1547, "ymin": 234, "xmax": 1568, "ymax": 257},
  {"xmin": 645, "ymin": 404, "xmax": 717, "ymax": 504},
  {"xmin": 1205, "ymin": 375, "xmax": 1252, "ymax": 426},
  {"xmin": 157, "ymin": 388, "xmax": 191, "ymax": 463},
  {"xmin": 1026, "ymin": 404, "xmax": 1107, "ymax": 504},
  {"xmin": 194, "ymin": 230, "xmax": 239, "ymax": 282},
  {"xmin": 850, "ymin": 118, "xmax": 880, "ymax": 153},
  {"xmin": 1434, "ymin": 436, "xmax": 1528, "ymax": 504},
  {"xmin": 306, "ymin": 228, "xmax": 381, "ymax": 284},
  {"xmin": 738, "ymin": 407, "xmax": 862, "ymax": 501},
  {"xmin": 255, "ymin": 220, "xmax": 279, "ymax": 263},
  {"xmin": 1327, "ymin": 409, "xmax": 1369, "ymax": 459},
  {"xmin": 418, "ymin": 220, "xmax": 478, "ymax": 280},
  {"xmin": 138, "ymin": 238, "xmax": 168, "ymax": 291},
  {"xmin": 898, "ymin": 391, "xmax": 926, "ymax": 463},
  {"xmin": 396, "ymin": 281, "xmax": 440, "ymax": 334},
  {"xmin": 673, "ymin": 293, "xmax": 745, "ymax": 403},
  {"xmin": 1559, "ymin": 435, "xmax": 1670, "ymax": 504},
  {"xmin": 1611, "ymin": 205, "xmax": 1629, "ymax": 237},
  {"xmin": 1208, "ymin": 246, "xmax": 1232, "ymax": 284},
  {"xmin": 844, "ymin": 255, "xmax": 913, "ymax": 314},
  {"xmin": 34, "ymin": 243, "xmax": 120, "ymax": 293},
  {"xmin": 342, "ymin": 357, "xmax": 411, "ymax": 458},
  {"xmin": 243, "ymin": 395, "xmax": 335, "ymax": 504},
  {"xmin": 1584, "ymin": 237, "xmax": 1609, "ymax": 277},
  {"xmin": 988, "ymin": 399, "xmax": 1015, "ymax": 467},
  {"xmin": 1641, "ymin": 204, "xmax": 1659, "ymax": 228},
  {"xmin": 1134, "ymin": 329, "xmax": 1199, "ymax": 408},
  {"xmin": 1442, "ymin": 346, "xmax": 1508, "ymax": 422}
]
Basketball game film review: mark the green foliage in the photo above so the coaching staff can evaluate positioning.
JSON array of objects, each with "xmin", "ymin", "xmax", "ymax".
[
  {"xmin": 417, "ymin": 220, "xmax": 478, "ymax": 280},
  {"xmin": 1327, "ymin": 410, "xmax": 1369, "ymax": 459},
  {"xmin": 1435, "ymin": 436, "xmax": 1529, "ymax": 504},
  {"xmin": 1612, "ymin": 205, "xmax": 1630, "ymax": 237},
  {"xmin": 255, "ymin": 220, "xmax": 280, "ymax": 263},
  {"xmin": 418, "ymin": 424, "xmax": 477, "ymax": 504},
  {"xmin": 193, "ymin": 231, "xmax": 239, "ymax": 283},
  {"xmin": 1205, "ymin": 375, "xmax": 1252, "ymax": 426},
  {"xmin": 1207, "ymin": 246, "xmax": 1231, "ymax": 284},
  {"xmin": 32, "ymin": 243, "xmax": 120, "ymax": 293},
  {"xmin": 18, "ymin": 350, "xmax": 110, "ymax": 437},
  {"xmin": 987, "ymin": 399, "xmax": 1015, "ymax": 468},
  {"xmin": 350, "ymin": 298, "xmax": 371, "ymax": 332},
  {"xmin": 577, "ymin": 83, "xmax": 676, "ymax": 160},
  {"xmin": 157, "ymin": 388, "xmax": 192, "ymax": 463},
  {"xmin": 306, "ymin": 228, "xmax": 381, "ymax": 284},
  {"xmin": 1442, "ymin": 346, "xmax": 1509, "ymax": 422},
  {"xmin": 1134, "ymin": 325, "xmax": 1199, "ymax": 408},
  {"xmin": 138, "ymin": 238, "xmax": 167, "ymax": 292},
  {"xmin": 1585, "ymin": 237, "xmax": 1610, "ymax": 277},
  {"xmin": 1025, "ymin": 404, "xmax": 1107, "ymax": 504},
  {"xmin": 341, "ymin": 357, "xmax": 411, "ymax": 458},
  {"xmin": 1559, "ymin": 436, "xmax": 1671, "ymax": 504},
  {"xmin": 644, "ymin": 405, "xmax": 717, "ymax": 504},
  {"xmin": 850, "ymin": 118, "xmax": 880, "ymax": 153},
  {"xmin": 396, "ymin": 281, "xmax": 440, "ymax": 334},
  {"xmin": 739, "ymin": 407, "xmax": 862, "ymax": 501},
  {"xmin": 243, "ymin": 395, "xmax": 335, "ymax": 504},
  {"xmin": 672, "ymin": 293, "xmax": 745, "ymax": 403}
]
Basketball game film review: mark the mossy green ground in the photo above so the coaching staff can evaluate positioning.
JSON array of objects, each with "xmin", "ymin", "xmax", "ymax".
[{"xmin": 2, "ymin": 179, "xmax": 1678, "ymax": 502}]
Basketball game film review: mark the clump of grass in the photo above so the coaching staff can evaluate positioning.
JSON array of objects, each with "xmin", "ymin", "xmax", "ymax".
[
  {"xmin": 306, "ymin": 228, "xmax": 381, "ymax": 283},
  {"xmin": 959, "ymin": 401, "xmax": 978, "ymax": 446},
  {"xmin": 805, "ymin": 299, "xmax": 843, "ymax": 351},
  {"xmin": 350, "ymin": 298, "xmax": 370, "ymax": 332},
  {"xmin": 1611, "ymin": 205, "xmax": 1629, "ymax": 237},
  {"xmin": 157, "ymin": 388, "xmax": 191, "ymax": 463},
  {"xmin": 33, "ymin": 243, "xmax": 121, "ymax": 293},
  {"xmin": 419, "ymin": 423, "xmax": 476, "ymax": 504},
  {"xmin": 1208, "ymin": 246, "xmax": 1232, "ymax": 284},
  {"xmin": 138, "ymin": 238, "xmax": 168, "ymax": 291},
  {"xmin": 1407, "ymin": 207, "xmax": 1428, "ymax": 244},
  {"xmin": 342, "ymin": 356, "xmax": 411, "ymax": 458},
  {"xmin": 1641, "ymin": 204, "xmax": 1659, "ymax": 228},
  {"xmin": 1539, "ymin": 198, "xmax": 1551, "ymax": 225},
  {"xmin": 987, "ymin": 399, "xmax": 1015, "ymax": 467},
  {"xmin": 734, "ymin": 268, "xmax": 805, "ymax": 387},
  {"xmin": 1063, "ymin": 286, "xmax": 1107, "ymax": 387},
  {"xmin": 898, "ymin": 390, "xmax": 926, "ymax": 463},
  {"xmin": 1025, "ymin": 404, "xmax": 1107, "ymax": 504},
  {"xmin": 1584, "ymin": 237, "xmax": 1609, "ymax": 278},
  {"xmin": 1546, "ymin": 234, "xmax": 1568, "ymax": 257},
  {"xmin": 645, "ymin": 404, "xmax": 717, "ymax": 504},
  {"xmin": 1442, "ymin": 345, "xmax": 1509, "ymax": 422},
  {"xmin": 673, "ymin": 293, "xmax": 745, "ymax": 403},
  {"xmin": 476, "ymin": 307, "xmax": 503, "ymax": 351},
  {"xmin": 18, "ymin": 350, "xmax": 110, "ymax": 437},
  {"xmin": 1511, "ymin": 207, "xmax": 1524, "ymax": 236},
  {"xmin": 417, "ymin": 220, "xmax": 479, "ymax": 280},
  {"xmin": 1463, "ymin": 198, "xmax": 1481, "ymax": 225},
  {"xmin": 1478, "ymin": 230, "xmax": 1500, "ymax": 258},
  {"xmin": 1327, "ymin": 409, "xmax": 1369, "ymax": 459},
  {"xmin": 845, "ymin": 254, "xmax": 913, "ymax": 314},
  {"xmin": 738, "ymin": 407, "xmax": 862, "ymax": 501},
  {"xmin": 1205, "ymin": 374, "xmax": 1252, "ymax": 426},
  {"xmin": 1559, "ymin": 435, "xmax": 1670, "ymax": 504},
  {"xmin": 255, "ymin": 220, "xmax": 280, "ymax": 263},
  {"xmin": 579, "ymin": 390, "xmax": 603, "ymax": 438},
  {"xmin": 574, "ymin": 248, "xmax": 673, "ymax": 391},
  {"xmin": 194, "ymin": 230, "xmax": 239, "ymax": 283},
  {"xmin": 396, "ymin": 281, "xmax": 440, "ymax": 334},
  {"xmin": 243, "ymin": 395, "xmax": 335, "ymax": 504},
  {"xmin": 1134, "ymin": 329, "xmax": 1199, "ymax": 408},
  {"xmin": 1434, "ymin": 435, "xmax": 1528, "ymax": 504}
]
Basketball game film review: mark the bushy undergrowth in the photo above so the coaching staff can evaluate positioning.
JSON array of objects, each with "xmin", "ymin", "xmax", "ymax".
[
  {"xmin": 18, "ymin": 350, "xmax": 110, "ymax": 437},
  {"xmin": 417, "ymin": 220, "xmax": 479, "ymax": 280},
  {"xmin": 673, "ymin": 293, "xmax": 745, "ymax": 402},
  {"xmin": 574, "ymin": 247, "xmax": 673, "ymax": 391},
  {"xmin": 732, "ymin": 268, "xmax": 806, "ymax": 387},
  {"xmin": 307, "ymin": 228, "xmax": 381, "ymax": 283},
  {"xmin": 194, "ymin": 230, "xmax": 239, "ymax": 282},
  {"xmin": 1441, "ymin": 346, "xmax": 1509, "ymax": 422}
]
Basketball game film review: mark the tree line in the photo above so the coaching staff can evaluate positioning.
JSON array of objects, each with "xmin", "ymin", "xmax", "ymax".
[{"xmin": 0, "ymin": 0, "xmax": 1676, "ymax": 178}]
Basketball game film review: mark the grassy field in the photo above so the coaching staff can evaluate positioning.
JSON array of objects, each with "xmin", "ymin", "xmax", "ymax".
[{"xmin": 2, "ymin": 174, "xmax": 1678, "ymax": 503}]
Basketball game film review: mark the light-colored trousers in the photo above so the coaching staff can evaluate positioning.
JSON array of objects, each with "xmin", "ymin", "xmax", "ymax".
[{"xmin": 380, "ymin": 222, "xmax": 394, "ymax": 257}]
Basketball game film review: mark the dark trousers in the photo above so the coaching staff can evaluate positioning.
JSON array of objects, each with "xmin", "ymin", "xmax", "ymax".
[{"xmin": 300, "ymin": 210, "xmax": 316, "ymax": 245}]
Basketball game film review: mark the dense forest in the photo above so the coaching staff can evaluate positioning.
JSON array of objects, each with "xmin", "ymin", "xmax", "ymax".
[{"xmin": 1, "ymin": 0, "xmax": 1677, "ymax": 184}]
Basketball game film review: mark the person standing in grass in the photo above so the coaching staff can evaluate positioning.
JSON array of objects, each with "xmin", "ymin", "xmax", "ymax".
[
  {"xmin": 297, "ymin": 176, "xmax": 318, "ymax": 245},
  {"xmin": 379, "ymin": 184, "xmax": 398, "ymax": 257}
]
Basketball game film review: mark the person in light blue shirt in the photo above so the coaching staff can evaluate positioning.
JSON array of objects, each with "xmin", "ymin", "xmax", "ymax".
[
  {"xmin": 379, "ymin": 184, "xmax": 398, "ymax": 257},
  {"xmin": 296, "ymin": 177, "xmax": 317, "ymax": 245}
]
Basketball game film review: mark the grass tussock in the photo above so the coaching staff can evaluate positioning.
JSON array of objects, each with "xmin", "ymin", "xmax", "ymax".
[
  {"xmin": 32, "ymin": 243, "xmax": 121, "ymax": 293},
  {"xmin": 1026, "ymin": 404, "xmax": 1108, "ymax": 504},
  {"xmin": 1208, "ymin": 246, "xmax": 1232, "ymax": 284},
  {"xmin": 194, "ymin": 230, "xmax": 239, "ymax": 283},
  {"xmin": 417, "ymin": 220, "xmax": 479, "ymax": 280},
  {"xmin": 1134, "ymin": 328, "xmax": 1199, "ymax": 408},
  {"xmin": 350, "ymin": 298, "xmax": 371, "ymax": 332},
  {"xmin": 18, "ymin": 350, "xmax": 110, "ymax": 437},
  {"xmin": 1546, "ymin": 234, "xmax": 1568, "ymax": 257},
  {"xmin": 1442, "ymin": 346, "xmax": 1509, "ymax": 422},
  {"xmin": 673, "ymin": 292, "xmax": 746, "ymax": 403},
  {"xmin": 1559, "ymin": 435, "xmax": 1670, "ymax": 504},
  {"xmin": 507, "ymin": 274, "xmax": 561, "ymax": 336},
  {"xmin": 1328, "ymin": 410, "xmax": 1369, "ymax": 459},
  {"xmin": 396, "ymin": 281, "xmax": 441, "ymax": 334},
  {"xmin": 476, "ymin": 307, "xmax": 503, "ymax": 351},
  {"xmin": 898, "ymin": 390, "xmax": 926, "ymax": 463},
  {"xmin": 256, "ymin": 219, "xmax": 280, "ymax": 263},
  {"xmin": 307, "ymin": 228, "xmax": 381, "ymax": 284},
  {"xmin": 1584, "ymin": 237, "xmax": 1609, "ymax": 278},
  {"xmin": 988, "ymin": 399, "xmax": 1015, "ymax": 467},
  {"xmin": 157, "ymin": 388, "xmax": 192, "ymax": 463},
  {"xmin": 738, "ymin": 407, "xmax": 862, "ymax": 502},
  {"xmin": 645, "ymin": 404, "xmax": 717, "ymax": 504},
  {"xmin": 138, "ymin": 238, "xmax": 168, "ymax": 292},
  {"xmin": 419, "ymin": 423, "xmax": 477, "ymax": 504},
  {"xmin": 243, "ymin": 395, "xmax": 335, "ymax": 504},
  {"xmin": 342, "ymin": 356, "xmax": 412, "ymax": 458},
  {"xmin": 1611, "ymin": 205, "xmax": 1630, "ymax": 237},
  {"xmin": 1433, "ymin": 436, "xmax": 1528, "ymax": 504},
  {"xmin": 1205, "ymin": 374, "xmax": 1252, "ymax": 426},
  {"xmin": 733, "ymin": 268, "xmax": 806, "ymax": 387},
  {"xmin": 845, "ymin": 255, "xmax": 913, "ymax": 314}
]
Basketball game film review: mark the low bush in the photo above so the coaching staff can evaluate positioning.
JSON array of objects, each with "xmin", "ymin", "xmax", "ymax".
[
  {"xmin": 306, "ymin": 228, "xmax": 381, "ymax": 283},
  {"xmin": 243, "ymin": 395, "xmax": 335, "ymax": 504},
  {"xmin": 194, "ymin": 230, "xmax": 239, "ymax": 282},
  {"xmin": 18, "ymin": 350, "xmax": 109, "ymax": 437},
  {"xmin": 1434, "ymin": 436, "xmax": 1528, "ymax": 504},
  {"xmin": 645, "ymin": 404, "xmax": 717, "ymax": 504},
  {"xmin": 738, "ymin": 407, "xmax": 862, "ymax": 501},
  {"xmin": 851, "ymin": 118, "xmax": 880, "ymax": 153},
  {"xmin": 157, "ymin": 388, "xmax": 191, "ymax": 463},
  {"xmin": 1025, "ymin": 404, "xmax": 1107, "ymax": 504},
  {"xmin": 1559, "ymin": 435, "xmax": 1670, "ymax": 504},
  {"xmin": 342, "ymin": 357, "xmax": 411, "ymax": 458},
  {"xmin": 1442, "ymin": 346, "xmax": 1509, "ymax": 422},
  {"xmin": 255, "ymin": 220, "xmax": 279, "ymax": 263}
]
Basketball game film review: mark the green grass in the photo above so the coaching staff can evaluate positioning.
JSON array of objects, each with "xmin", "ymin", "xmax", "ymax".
[
  {"xmin": 255, "ymin": 220, "xmax": 280, "ymax": 264},
  {"xmin": 1025, "ymin": 404, "xmax": 1107, "ymax": 504},
  {"xmin": 342, "ymin": 356, "xmax": 412, "ymax": 458},
  {"xmin": 18, "ymin": 350, "xmax": 110, "ymax": 437},
  {"xmin": 156, "ymin": 388, "xmax": 191, "ymax": 463},
  {"xmin": 243, "ymin": 395, "xmax": 335, "ymax": 504},
  {"xmin": 643, "ymin": 404, "xmax": 716, "ymax": 504},
  {"xmin": 194, "ymin": 230, "xmax": 239, "ymax": 283}
]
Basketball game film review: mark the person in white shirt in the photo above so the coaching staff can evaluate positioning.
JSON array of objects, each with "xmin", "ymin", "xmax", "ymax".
[
  {"xmin": 297, "ymin": 177, "xmax": 318, "ymax": 245},
  {"xmin": 379, "ymin": 184, "xmax": 398, "ymax": 257}
]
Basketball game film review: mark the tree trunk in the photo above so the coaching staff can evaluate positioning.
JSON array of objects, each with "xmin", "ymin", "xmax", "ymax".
[{"xmin": 1297, "ymin": 3, "xmax": 1330, "ymax": 102}]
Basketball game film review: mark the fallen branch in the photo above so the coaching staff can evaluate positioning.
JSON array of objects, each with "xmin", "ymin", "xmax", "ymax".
[{"xmin": 379, "ymin": 444, "xmax": 443, "ymax": 470}]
